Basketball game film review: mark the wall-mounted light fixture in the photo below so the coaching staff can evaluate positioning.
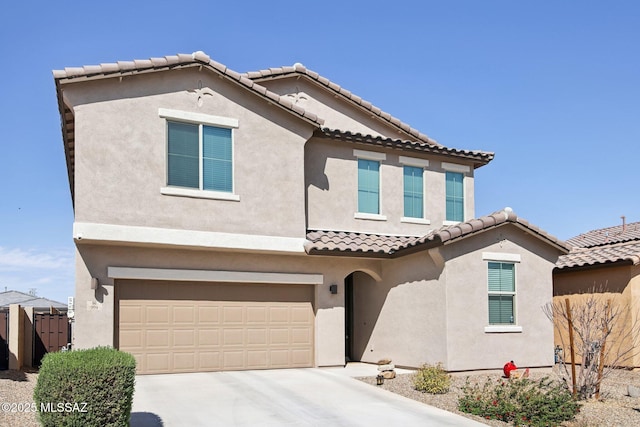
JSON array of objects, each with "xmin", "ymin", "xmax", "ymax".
[
  {"xmin": 329, "ymin": 284, "xmax": 338, "ymax": 294},
  {"xmin": 91, "ymin": 277, "xmax": 99, "ymax": 290}
]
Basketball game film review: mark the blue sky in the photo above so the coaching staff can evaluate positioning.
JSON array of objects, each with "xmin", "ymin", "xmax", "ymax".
[{"xmin": 1, "ymin": 1, "xmax": 639, "ymax": 302}]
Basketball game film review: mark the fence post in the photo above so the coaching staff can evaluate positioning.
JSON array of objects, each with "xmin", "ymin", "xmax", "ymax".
[
  {"xmin": 565, "ymin": 298, "xmax": 577, "ymax": 396},
  {"xmin": 595, "ymin": 299, "xmax": 611, "ymax": 400}
]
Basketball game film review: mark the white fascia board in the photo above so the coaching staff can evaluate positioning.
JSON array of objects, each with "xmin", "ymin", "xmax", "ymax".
[
  {"xmin": 158, "ymin": 108, "xmax": 239, "ymax": 128},
  {"xmin": 73, "ymin": 222, "xmax": 306, "ymax": 254},
  {"xmin": 108, "ymin": 266, "xmax": 323, "ymax": 285},
  {"xmin": 441, "ymin": 162, "xmax": 470, "ymax": 173},
  {"xmin": 482, "ymin": 252, "xmax": 521, "ymax": 262}
]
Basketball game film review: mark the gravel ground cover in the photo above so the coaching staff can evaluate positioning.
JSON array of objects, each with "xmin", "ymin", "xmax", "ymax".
[
  {"xmin": 358, "ymin": 367, "xmax": 640, "ymax": 427},
  {"xmin": 0, "ymin": 370, "xmax": 39, "ymax": 427}
]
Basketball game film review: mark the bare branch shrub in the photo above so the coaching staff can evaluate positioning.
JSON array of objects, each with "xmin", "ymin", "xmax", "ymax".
[{"xmin": 543, "ymin": 287, "xmax": 640, "ymax": 400}]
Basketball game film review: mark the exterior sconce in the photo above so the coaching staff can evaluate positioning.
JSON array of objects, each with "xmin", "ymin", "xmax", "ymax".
[
  {"xmin": 91, "ymin": 277, "xmax": 99, "ymax": 290},
  {"xmin": 376, "ymin": 374, "xmax": 384, "ymax": 385},
  {"xmin": 329, "ymin": 284, "xmax": 338, "ymax": 294}
]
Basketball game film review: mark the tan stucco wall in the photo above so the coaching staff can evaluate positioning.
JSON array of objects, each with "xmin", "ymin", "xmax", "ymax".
[
  {"xmin": 64, "ymin": 68, "xmax": 314, "ymax": 238},
  {"xmin": 441, "ymin": 226, "xmax": 560, "ymax": 371},
  {"xmin": 305, "ymin": 137, "xmax": 475, "ymax": 234},
  {"xmin": 74, "ymin": 243, "xmax": 384, "ymax": 367},
  {"xmin": 256, "ymin": 77, "xmax": 415, "ymax": 139},
  {"xmin": 352, "ymin": 251, "xmax": 447, "ymax": 367},
  {"xmin": 553, "ymin": 264, "xmax": 640, "ymax": 367}
]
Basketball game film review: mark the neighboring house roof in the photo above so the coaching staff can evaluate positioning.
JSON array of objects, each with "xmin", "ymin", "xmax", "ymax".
[
  {"xmin": 244, "ymin": 63, "xmax": 439, "ymax": 146},
  {"xmin": 556, "ymin": 240, "xmax": 640, "ymax": 269},
  {"xmin": 0, "ymin": 290, "xmax": 67, "ymax": 310},
  {"xmin": 557, "ymin": 220, "xmax": 640, "ymax": 269},
  {"xmin": 566, "ymin": 220, "xmax": 640, "ymax": 248},
  {"xmin": 305, "ymin": 209, "xmax": 569, "ymax": 258},
  {"xmin": 315, "ymin": 128, "xmax": 494, "ymax": 168}
]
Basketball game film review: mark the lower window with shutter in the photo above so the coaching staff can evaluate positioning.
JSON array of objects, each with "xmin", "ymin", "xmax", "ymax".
[{"xmin": 487, "ymin": 262, "xmax": 516, "ymax": 325}]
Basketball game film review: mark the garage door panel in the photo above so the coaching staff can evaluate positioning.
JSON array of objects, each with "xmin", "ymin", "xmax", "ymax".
[
  {"xmin": 146, "ymin": 353, "xmax": 170, "ymax": 373},
  {"xmin": 269, "ymin": 307, "xmax": 289, "ymax": 323},
  {"xmin": 246, "ymin": 306, "xmax": 267, "ymax": 323},
  {"xmin": 173, "ymin": 329, "xmax": 195, "ymax": 347},
  {"xmin": 173, "ymin": 306, "xmax": 195, "ymax": 323},
  {"xmin": 120, "ymin": 330, "xmax": 143, "ymax": 349},
  {"xmin": 247, "ymin": 350, "xmax": 268, "ymax": 369},
  {"xmin": 290, "ymin": 306, "xmax": 312, "ymax": 323},
  {"xmin": 198, "ymin": 306, "xmax": 220, "ymax": 323},
  {"xmin": 198, "ymin": 352, "xmax": 221, "ymax": 369},
  {"xmin": 118, "ymin": 281, "xmax": 314, "ymax": 374},
  {"xmin": 146, "ymin": 330, "xmax": 169, "ymax": 347},
  {"xmin": 291, "ymin": 328, "xmax": 312, "ymax": 345},
  {"xmin": 223, "ymin": 351, "xmax": 245, "ymax": 369},
  {"xmin": 223, "ymin": 306, "xmax": 244, "ymax": 323},
  {"xmin": 223, "ymin": 328, "xmax": 244, "ymax": 346},
  {"xmin": 291, "ymin": 349, "xmax": 312, "ymax": 366},
  {"xmin": 270, "ymin": 350, "xmax": 290, "ymax": 367},
  {"xmin": 173, "ymin": 352, "xmax": 196, "ymax": 371},
  {"xmin": 246, "ymin": 328, "xmax": 267, "ymax": 345},
  {"xmin": 198, "ymin": 329, "xmax": 220, "ymax": 346},
  {"xmin": 269, "ymin": 328, "xmax": 289, "ymax": 345},
  {"xmin": 146, "ymin": 306, "xmax": 170, "ymax": 324}
]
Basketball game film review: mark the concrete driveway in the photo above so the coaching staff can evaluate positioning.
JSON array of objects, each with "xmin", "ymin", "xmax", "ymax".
[{"xmin": 130, "ymin": 365, "xmax": 485, "ymax": 427}]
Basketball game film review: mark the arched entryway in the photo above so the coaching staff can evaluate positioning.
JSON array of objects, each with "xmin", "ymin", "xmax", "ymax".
[{"xmin": 344, "ymin": 271, "xmax": 382, "ymax": 363}]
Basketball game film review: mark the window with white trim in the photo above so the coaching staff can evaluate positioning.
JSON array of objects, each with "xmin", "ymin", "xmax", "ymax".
[
  {"xmin": 167, "ymin": 121, "xmax": 233, "ymax": 193},
  {"xmin": 358, "ymin": 158, "xmax": 380, "ymax": 214},
  {"xmin": 445, "ymin": 171, "xmax": 464, "ymax": 222},
  {"xmin": 488, "ymin": 262, "xmax": 516, "ymax": 325},
  {"xmin": 403, "ymin": 165, "xmax": 424, "ymax": 218}
]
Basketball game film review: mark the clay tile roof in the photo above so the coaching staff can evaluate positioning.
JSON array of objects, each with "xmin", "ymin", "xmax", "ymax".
[
  {"xmin": 242, "ymin": 64, "xmax": 439, "ymax": 146},
  {"xmin": 305, "ymin": 209, "xmax": 569, "ymax": 258},
  {"xmin": 556, "ymin": 219, "xmax": 640, "ymax": 269},
  {"xmin": 315, "ymin": 128, "xmax": 494, "ymax": 167},
  {"xmin": 556, "ymin": 241, "xmax": 640, "ymax": 269},
  {"xmin": 304, "ymin": 230, "xmax": 416, "ymax": 257},
  {"xmin": 565, "ymin": 220, "xmax": 640, "ymax": 248},
  {"xmin": 53, "ymin": 51, "xmax": 324, "ymax": 128}
]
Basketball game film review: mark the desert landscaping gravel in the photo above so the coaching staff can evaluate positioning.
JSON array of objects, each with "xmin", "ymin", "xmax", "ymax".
[
  {"xmin": 359, "ymin": 367, "xmax": 640, "ymax": 427},
  {"xmin": 0, "ymin": 370, "xmax": 39, "ymax": 427}
]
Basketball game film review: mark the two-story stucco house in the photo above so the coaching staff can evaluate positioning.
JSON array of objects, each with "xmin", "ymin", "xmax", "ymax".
[{"xmin": 54, "ymin": 51, "xmax": 569, "ymax": 374}]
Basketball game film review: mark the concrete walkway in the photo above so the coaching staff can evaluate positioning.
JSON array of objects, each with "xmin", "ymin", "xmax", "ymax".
[{"xmin": 131, "ymin": 364, "xmax": 485, "ymax": 427}]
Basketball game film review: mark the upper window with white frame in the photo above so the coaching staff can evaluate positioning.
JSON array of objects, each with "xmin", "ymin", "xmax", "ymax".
[
  {"xmin": 167, "ymin": 121, "xmax": 232, "ymax": 192},
  {"xmin": 354, "ymin": 149, "xmax": 386, "ymax": 219},
  {"xmin": 443, "ymin": 162, "xmax": 469, "ymax": 223},
  {"xmin": 159, "ymin": 109, "xmax": 239, "ymax": 201},
  {"xmin": 358, "ymin": 158, "xmax": 380, "ymax": 214},
  {"xmin": 403, "ymin": 165, "xmax": 423, "ymax": 218}
]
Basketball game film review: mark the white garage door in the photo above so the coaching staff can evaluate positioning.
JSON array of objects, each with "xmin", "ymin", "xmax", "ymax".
[{"xmin": 117, "ymin": 280, "xmax": 314, "ymax": 374}]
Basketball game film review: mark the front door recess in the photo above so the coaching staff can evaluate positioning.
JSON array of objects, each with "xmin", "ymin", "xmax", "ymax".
[{"xmin": 344, "ymin": 273, "xmax": 354, "ymax": 363}]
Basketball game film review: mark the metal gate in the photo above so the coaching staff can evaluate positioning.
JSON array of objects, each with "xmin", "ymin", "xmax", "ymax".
[
  {"xmin": 0, "ymin": 311, "xmax": 8, "ymax": 370},
  {"xmin": 33, "ymin": 313, "xmax": 70, "ymax": 367}
]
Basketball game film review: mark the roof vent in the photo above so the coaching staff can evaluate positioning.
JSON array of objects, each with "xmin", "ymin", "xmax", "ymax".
[{"xmin": 622, "ymin": 215, "xmax": 626, "ymax": 232}]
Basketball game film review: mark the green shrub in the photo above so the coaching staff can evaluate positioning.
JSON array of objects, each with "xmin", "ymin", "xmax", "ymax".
[
  {"xmin": 33, "ymin": 346, "xmax": 136, "ymax": 427},
  {"xmin": 413, "ymin": 363, "xmax": 451, "ymax": 394},
  {"xmin": 458, "ymin": 376, "xmax": 581, "ymax": 427}
]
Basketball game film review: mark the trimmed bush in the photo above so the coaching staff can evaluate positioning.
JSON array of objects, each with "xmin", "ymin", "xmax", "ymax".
[
  {"xmin": 33, "ymin": 346, "xmax": 136, "ymax": 427},
  {"xmin": 413, "ymin": 363, "xmax": 451, "ymax": 394},
  {"xmin": 458, "ymin": 376, "xmax": 580, "ymax": 427}
]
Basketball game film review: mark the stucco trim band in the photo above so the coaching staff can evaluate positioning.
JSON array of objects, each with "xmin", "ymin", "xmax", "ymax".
[
  {"xmin": 108, "ymin": 266, "xmax": 323, "ymax": 285},
  {"xmin": 73, "ymin": 222, "xmax": 306, "ymax": 254},
  {"xmin": 484, "ymin": 325, "xmax": 523, "ymax": 333},
  {"xmin": 482, "ymin": 252, "xmax": 522, "ymax": 263}
]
